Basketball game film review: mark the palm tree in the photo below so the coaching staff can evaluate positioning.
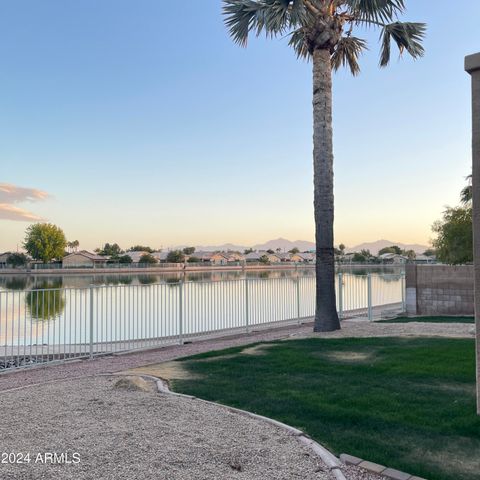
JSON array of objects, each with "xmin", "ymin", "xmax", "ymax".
[
  {"xmin": 223, "ymin": 0, "xmax": 425, "ymax": 331},
  {"xmin": 461, "ymin": 174, "xmax": 472, "ymax": 205}
]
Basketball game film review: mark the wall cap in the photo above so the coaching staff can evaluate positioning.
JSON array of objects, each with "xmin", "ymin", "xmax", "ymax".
[{"xmin": 465, "ymin": 52, "xmax": 480, "ymax": 74}]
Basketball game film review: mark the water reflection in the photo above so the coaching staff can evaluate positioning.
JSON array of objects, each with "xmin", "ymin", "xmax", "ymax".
[
  {"xmin": 0, "ymin": 266, "xmax": 404, "ymax": 292},
  {"xmin": 25, "ymin": 281, "xmax": 66, "ymax": 321}
]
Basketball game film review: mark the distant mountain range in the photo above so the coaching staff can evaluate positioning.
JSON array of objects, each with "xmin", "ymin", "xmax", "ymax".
[
  {"xmin": 176, "ymin": 237, "xmax": 428, "ymax": 255},
  {"xmin": 345, "ymin": 239, "xmax": 428, "ymax": 255}
]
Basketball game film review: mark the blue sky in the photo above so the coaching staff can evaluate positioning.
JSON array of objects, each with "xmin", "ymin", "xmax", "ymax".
[{"xmin": 1, "ymin": 1, "xmax": 479, "ymax": 251}]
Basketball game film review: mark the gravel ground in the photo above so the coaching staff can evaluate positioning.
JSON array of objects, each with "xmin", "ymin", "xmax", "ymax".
[{"xmin": 0, "ymin": 375, "xmax": 337, "ymax": 480}]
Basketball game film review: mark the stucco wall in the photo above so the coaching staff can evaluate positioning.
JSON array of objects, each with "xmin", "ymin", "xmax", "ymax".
[
  {"xmin": 406, "ymin": 264, "xmax": 474, "ymax": 316},
  {"xmin": 63, "ymin": 255, "xmax": 94, "ymax": 267}
]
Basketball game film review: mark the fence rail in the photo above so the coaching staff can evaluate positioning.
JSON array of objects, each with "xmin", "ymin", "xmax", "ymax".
[{"xmin": 0, "ymin": 273, "xmax": 405, "ymax": 371}]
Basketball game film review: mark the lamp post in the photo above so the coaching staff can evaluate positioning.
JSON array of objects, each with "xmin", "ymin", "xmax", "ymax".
[{"xmin": 465, "ymin": 52, "xmax": 480, "ymax": 415}]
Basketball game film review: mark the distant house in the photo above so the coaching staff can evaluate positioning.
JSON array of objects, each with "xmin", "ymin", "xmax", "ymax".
[
  {"xmin": 223, "ymin": 251, "xmax": 244, "ymax": 263},
  {"xmin": 125, "ymin": 251, "xmax": 150, "ymax": 263},
  {"xmin": 0, "ymin": 252, "xmax": 11, "ymax": 266},
  {"xmin": 152, "ymin": 251, "xmax": 169, "ymax": 262},
  {"xmin": 194, "ymin": 252, "xmax": 230, "ymax": 265},
  {"xmin": 379, "ymin": 253, "xmax": 408, "ymax": 264},
  {"xmin": 276, "ymin": 253, "xmax": 293, "ymax": 262},
  {"xmin": 297, "ymin": 253, "xmax": 315, "ymax": 263},
  {"xmin": 245, "ymin": 251, "xmax": 281, "ymax": 263},
  {"xmin": 63, "ymin": 251, "xmax": 107, "ymax": 268},
  {"xmin": 414, "ymin": 254, "xmax": 436, "ymax": 264}
]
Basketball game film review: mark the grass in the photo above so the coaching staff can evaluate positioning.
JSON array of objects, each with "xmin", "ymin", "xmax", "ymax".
[
  {"xmin": 172, "ymin": 337, "xmax": 479, "ymax": 480},
  {"xmin": 379, "ymin": 316, "xmax": 475, "ymax": 323}
]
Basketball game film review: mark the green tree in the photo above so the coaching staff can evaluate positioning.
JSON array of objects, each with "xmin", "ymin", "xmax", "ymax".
[
  {"xmin": 423, "ymin": 248, "xmax": 436, "ymax": 257},
  {"xmin": 379, "ymin": 245, "xmax": 402, "ymax": 256},
  {"xmin": 23, "ymin": 223, "xmax": 67, "ymax": 263},
  {"xmin": 187, "ymin": 256, "xmax": 202, "ymax": 263},
  {"xmin": 352, "ymin": 252, "xmax": 366, "ymax": 263},
  {"xmin": 118, "ymin": 254, "xmax": 133, "ymax": 264},
  {"xmin": 129, "ymin": 245, "xmax": 154, "ymax": 253},
  {"xmin": 266, "ymin": 249, "xmax": 275, "ymax": 254},
  {"xmin": 183, "ymin": 247, "xmax": 196, "ymax": 255},
  {"xmin": 259, "ymin": 254, "xmax": 270, "ymax": 265},
  {"xmin": 288, "ymin": 247, "xmax": 300, "ymax": 254},
  {"xmin": 6, "ymin": 252, "xmax": 28, "ymax": 268},
  {"xmin": 432, "ymin": 206, "xmax": 472, "ymax": 265},
  {"xmin": 339, "ymin": 243, "xmax": 346, "ymax": 254},
  {"xmin": 404, "ymin": 249, "xmax": 416, "ymax": 260},
  {"xmin": 139, "ymin": 253, "xmax": 158, "ymax": 264},
  {"xmin": 461, "ymin": 174, "xmax": 472, "ymax": 205},
  {"xmin": 244, "ymin": 248, "xmax": 254, "ymax": 254},
  {"xmin": 166, "ymin": 250, "xmax": 186, "ymax": 263},
  {"xmin": 98, "ymin": 243, "xmax": 123, "ymax": 258},
  {"xmin": 224, "ymin": 0, "xmax": 425, "ymax": 332}
]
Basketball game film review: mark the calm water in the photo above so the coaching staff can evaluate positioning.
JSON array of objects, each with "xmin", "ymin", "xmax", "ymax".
[
  {"xmin": 0, "ymin": 265, "xmax": 403, "ymax": 292},
  {"xmin": 0, "ymin": 266, "xmax": 404, "ymax": 352}
]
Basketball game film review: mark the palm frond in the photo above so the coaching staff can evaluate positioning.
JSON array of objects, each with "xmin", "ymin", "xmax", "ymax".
[
  {"xmin": 331, "ymin": 37, "xmax": 368, "ymax": 75},
  {"xmin": 288, "ymin": 27, "xmax": 309, "ymax": 59},
  {"xmin": 379, "ymin": 21, "xmax": 425, "ymax": 66},
  {"xmin": 345, "ymin": 0, "xmax": 405, "ymax": 23},
  {"xmin": 223, "ymin": 0, "xmax": 304, "ymax": 46}
]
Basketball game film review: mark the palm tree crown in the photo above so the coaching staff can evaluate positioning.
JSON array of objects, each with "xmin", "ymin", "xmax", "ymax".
[{"xmin": 223, "ymin": 0, "xmax": 425, "ymax": 74}]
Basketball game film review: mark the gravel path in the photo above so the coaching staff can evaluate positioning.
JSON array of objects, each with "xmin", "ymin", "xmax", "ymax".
[{"xmin": 0, "ymin": 375, "xmax": 335, "ymax": 480}]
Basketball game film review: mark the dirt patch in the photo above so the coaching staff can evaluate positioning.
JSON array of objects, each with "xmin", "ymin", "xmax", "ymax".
[
  {"xmin": 120, "ymin": 362, "xmax": 201, "ymax": 382},
  {"xmin": 113, "ymin": 375, "xmax": 156, "ymax": 392},
  {"xmin": 320, "ymin": 350, "xmax": 374, "ymax": 363},
  {"xmin": 241, "ymin": 344, "xmax": 276, "ymax": 356},
  {"xmin": 413, "ymin": 440, "xmax": 480, "ymax": 478}
]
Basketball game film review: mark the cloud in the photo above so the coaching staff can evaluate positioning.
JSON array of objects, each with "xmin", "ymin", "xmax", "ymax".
[
  {"xmin": 0, "ymin": 204, "xmax": 45, "ymax": 222},
  {"xmin": 0, "ymin": 183, "xmax": 50, "ymax": 222},
  {"xmin": 0, "ymin": 183, "xmax": 50, "ymax": 204}
]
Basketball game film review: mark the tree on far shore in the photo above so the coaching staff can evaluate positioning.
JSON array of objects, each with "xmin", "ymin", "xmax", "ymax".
[
  {"xmin": 166, "ymin": 250, "xmax": 185, "ymax": 263},
  {"xmin": 24, "ymin": 223, "xmax": 67, "ymax": 263}
]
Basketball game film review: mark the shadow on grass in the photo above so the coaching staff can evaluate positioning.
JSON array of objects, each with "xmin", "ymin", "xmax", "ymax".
[{"xmin": 378, "ymin": 316, "xmax": 474, "ymax": 324}]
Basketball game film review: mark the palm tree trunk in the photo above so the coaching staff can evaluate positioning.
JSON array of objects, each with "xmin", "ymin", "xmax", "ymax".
[{"xmin": 312, "ymin": 48, "xmax": 340, "ymax": 332}]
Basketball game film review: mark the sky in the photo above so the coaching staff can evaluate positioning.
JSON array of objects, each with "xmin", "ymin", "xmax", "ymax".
[{"xmin": 1, "ymin": 1, "xmax": 479, "ymax": 252}]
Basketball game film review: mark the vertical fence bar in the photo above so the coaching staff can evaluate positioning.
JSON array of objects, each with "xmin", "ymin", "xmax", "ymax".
[
  {"xmin": 338, "ymin": 272, "xmax": 343, "ymax": 319},
  {"xmin": 245, "ymin": 277, "xmax": 250, "ymax": 333},
  {"xmin": 89, "ymin": 285, "xmax": 94, "ymax": 359},
  {"xmin": 296, "ymin": 277, "xmax": 301, "ymax": 324},
  {"xmin": 178, "ymin": 281, "xmax": 184, "ymax": 344},
  {"xmin": 367, "ymin": 274, "xmax": 373, "ymax": 321},
  {"xmin": 401, "ymin": 272, "xmax": 406, "ymax": 312}
]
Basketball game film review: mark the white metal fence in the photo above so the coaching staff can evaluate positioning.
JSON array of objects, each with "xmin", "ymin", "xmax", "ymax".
[{"xmin": 0, "ymin": 273, "xmax": 404, "ymax": 371}]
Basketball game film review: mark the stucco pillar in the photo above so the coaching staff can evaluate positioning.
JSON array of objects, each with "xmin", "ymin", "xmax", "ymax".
[
  {"xmin": 465, "ymin": 52, "xmax": 480, "ymax": 415},
  {"xmin": 405, "ymin": 263, "xmax": 417, "ymax": 316}
]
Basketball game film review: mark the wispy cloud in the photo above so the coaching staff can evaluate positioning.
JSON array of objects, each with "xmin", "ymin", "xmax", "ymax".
[
  {"xmin": 0, "ymin": 183, "xmax": 50, "ymax": 222},
  {"xmin": 0, "ymin": 204, "xmax": 45, "ymax": 222},
  {"xmin": 0, "ymin": 183, "xmax": 50, "ymax": 204}
]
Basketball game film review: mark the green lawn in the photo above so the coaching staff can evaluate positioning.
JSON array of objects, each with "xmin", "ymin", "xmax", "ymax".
[
  {"xmin": 379, "ymin": 316, "xmax": 475, "ymax": 323},
  {"xmin": 172, "ymin": 337, "xmax": 479, "ymax": 480}
]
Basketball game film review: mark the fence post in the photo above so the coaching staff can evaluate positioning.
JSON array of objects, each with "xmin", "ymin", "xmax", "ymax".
[
  {"xmin": 401, "ymin": 272, "xmax": 406, "ymax": 312},
  {"xmin": 89, "ymin": 285, "xmax": 94, "ymax": 359},
  {"xmin": 245, "ymin": 277, "xmax": 250, "ymax": 333},
  {"xmin": 178, "ymin": 280, "xmax": 184, "ymax": 345},
  {"xmin": 296, "ymin": 277, "xmax": 301, "ymax": 324},
  {"xmin": 367, "ymin": 274, "xmax": 373, "ymax": 321},
  {"xmin": 338, "ymin": 272, "xmax": 343, "ymax": 319}
]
